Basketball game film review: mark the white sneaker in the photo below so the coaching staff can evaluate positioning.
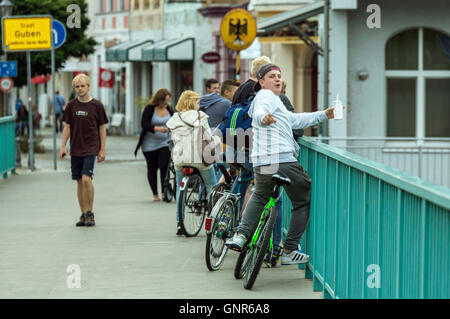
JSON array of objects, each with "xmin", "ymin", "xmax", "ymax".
[
  {"xmin": 225, "ymin": 233, "xmax": 247, "ymax": 252},
  {"xmin": 281, "ymin": 250, "xmax": 309, "ymax": 265}
]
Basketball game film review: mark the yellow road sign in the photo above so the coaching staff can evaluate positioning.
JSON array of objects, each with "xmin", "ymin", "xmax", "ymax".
[
  {"xmin": 2, "ymin": 16, "xmax": 52, "ymax": 52},
  {"xmin": 221, "ymin": 9, "xmax": 256, "ymax": 51}
]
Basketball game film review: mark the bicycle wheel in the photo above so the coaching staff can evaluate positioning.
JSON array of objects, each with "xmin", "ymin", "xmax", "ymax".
[
  {"xmin": 234, "ymin": 246, "xmax": 252, "ymax": 279},
  {"xmin": 163, "ymin": 163, "xmax": 176, "ymax": 203},
  {"xmin": 177, "ymin": 174, "xmax": 206, "ymax": 237},
  {"xmin": 243, "ymin": 207, "xmax": 277, "ymax": 290},
  {"xmin": 205, "ymin": 198, "xmax": 235, "ymax": 271}
]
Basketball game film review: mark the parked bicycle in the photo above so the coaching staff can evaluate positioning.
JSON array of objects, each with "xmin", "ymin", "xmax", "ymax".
[
  {"xmin": 233, "ymin": 174, "xmax": 291, "ymax": 289},
  {"xmin": 163, "ymin": 159, "xmax": 176, "ymax": 203},
  {"xmin": 177, "ymin": 166, "xmax": 208, "ymax": 237},
  {"xmin": 204, "ymin": 163, "xmax": 252, "ymax": 271}
]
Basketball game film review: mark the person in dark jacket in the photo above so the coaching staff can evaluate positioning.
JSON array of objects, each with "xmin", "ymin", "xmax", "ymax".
[{"xmin": 134, "ymin": 88, "xmax": 174, "ymax": 202}]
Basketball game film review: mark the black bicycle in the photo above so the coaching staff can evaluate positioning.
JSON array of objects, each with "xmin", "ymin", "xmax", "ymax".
[
  {"xmin": 163, "ymin": 159, "xmax": 176, "ymax": 203},
  {"xmin": 177, "ymin": 166, "xmax": 208, "ymax": 237},
  {"xmin": 205, "ymin": 163, "xmax": 252, "ymax": 271}
]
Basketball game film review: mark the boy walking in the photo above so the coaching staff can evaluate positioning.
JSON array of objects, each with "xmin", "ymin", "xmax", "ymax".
[{"xmin": 59, "ymin": 74, "xmax": 109, "ymax": 227}]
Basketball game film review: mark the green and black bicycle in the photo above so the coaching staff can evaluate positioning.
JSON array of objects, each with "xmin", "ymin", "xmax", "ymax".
[{"xmin": 233, "ymin": 174, "xmax": 291, "ymax": 290}]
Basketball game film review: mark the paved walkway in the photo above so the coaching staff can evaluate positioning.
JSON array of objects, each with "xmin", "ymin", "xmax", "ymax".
[{"xmin": 0, "ymin": 129, "xmax": 321, "ymax": 299}]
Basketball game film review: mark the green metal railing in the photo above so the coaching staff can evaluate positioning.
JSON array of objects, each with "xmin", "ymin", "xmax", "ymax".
[
  {"xmin": 282, "ymin": 136, "xmax": 450, "ymax": 299},
  {"xmin": 0, "ymin": 116, "xmax": 16, "ymax": 179}
]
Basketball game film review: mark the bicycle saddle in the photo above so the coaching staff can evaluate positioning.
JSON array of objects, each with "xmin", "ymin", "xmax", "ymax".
[{"xmin": 272, "ymin": 174, "xmax": 291, "ymax": 187}]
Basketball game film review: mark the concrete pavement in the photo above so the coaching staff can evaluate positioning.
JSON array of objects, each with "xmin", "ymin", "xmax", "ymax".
[{"xmin": 0, "ymin": 129, "xmax": 322, "ymax": 299}]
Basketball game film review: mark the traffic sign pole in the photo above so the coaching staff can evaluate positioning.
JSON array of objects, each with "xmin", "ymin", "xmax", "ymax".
[
  {"xmin": 27, "ymin": 52, "xmax": 35, "ymax": 171},
  {"xmin": 52, "ymin": 41, "xmax": 57, "ymax": 170},
  {"xmin": 50, "ymin": 20, "xmax": 66, "ymax": 171}
]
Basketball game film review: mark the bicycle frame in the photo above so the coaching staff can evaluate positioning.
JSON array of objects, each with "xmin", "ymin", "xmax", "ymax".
[{"xmin": 249, "ymin": 186, "xmax": 284, "ymax": 251}]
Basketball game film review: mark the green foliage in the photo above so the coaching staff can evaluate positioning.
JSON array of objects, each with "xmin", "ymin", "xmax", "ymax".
[
  {"xmin": 2, "ymin": 0, "xmax": 98, "ymax": 87},
  {"xmin": 135, "ymin": 96, "xmax": 151, "ymax": 111}
]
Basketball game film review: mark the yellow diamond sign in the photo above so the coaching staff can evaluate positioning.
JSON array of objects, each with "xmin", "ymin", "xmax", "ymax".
[
  {"xmin": 221, "ymin": 9, "xmax": 256, "ymax": 51},
  {"xmin": 2, "ymin": 16, "xmax": 52, "ymax": 52}
]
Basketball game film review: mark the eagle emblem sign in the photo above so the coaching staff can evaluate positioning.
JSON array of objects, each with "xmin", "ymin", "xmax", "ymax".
[{"xmin": 221, "ymin": 9, "xmax": 256, "ymax": 51}]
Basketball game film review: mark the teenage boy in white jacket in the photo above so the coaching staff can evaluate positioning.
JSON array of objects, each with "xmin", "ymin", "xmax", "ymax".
[{"xmin": 226, "ymin": 64, "xmax": 336, "ymax": 265}]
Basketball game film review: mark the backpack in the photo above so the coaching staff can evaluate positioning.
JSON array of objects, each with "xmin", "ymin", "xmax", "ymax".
[{"xmin": 220, "ymin": 94, "xmax": 254, "ymax": 147}]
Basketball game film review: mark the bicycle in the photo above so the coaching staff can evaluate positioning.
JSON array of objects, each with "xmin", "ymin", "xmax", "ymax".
[
  {"xmin": 163, "ymin": 158, "xmax": 176, "ymax": 203},
  {"xmin": 177, "ymin": 166, "xmax": 208, "ymax": 237},
  {"xmin": 233, "ymin": 174, "xmax": 291, "ymax": 290},
  {"xmin": 204, "ymin": 163, "xmax": 250, "ymax": 271}
]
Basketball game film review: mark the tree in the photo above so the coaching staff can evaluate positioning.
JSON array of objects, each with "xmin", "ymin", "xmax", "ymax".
[{"xmin": 2, "ymin": 0, "xmax": 98, "ymax": 87}]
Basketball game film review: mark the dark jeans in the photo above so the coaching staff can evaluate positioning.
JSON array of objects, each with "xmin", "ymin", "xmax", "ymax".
[
  {"xmin": 55, "ymin": 113, "xmax": 63, "ymax": 133},
  {"xmin": 237, "ymin": 161, "xmax": 312, "ymax": 251},
  {"xmin": 143, "ymin": 146, "xmax": 171, "ymax": 196}
]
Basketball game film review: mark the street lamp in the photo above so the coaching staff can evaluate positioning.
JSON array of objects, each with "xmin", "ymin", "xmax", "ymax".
[{"xmin": 0, "ymin": 0, "xmax": 13, "ymax": 17}]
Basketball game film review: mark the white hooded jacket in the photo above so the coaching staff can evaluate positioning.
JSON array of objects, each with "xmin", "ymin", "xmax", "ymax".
[{"xmin": 166, "ymin": 110, "xmax": 221, "ymax": 170}]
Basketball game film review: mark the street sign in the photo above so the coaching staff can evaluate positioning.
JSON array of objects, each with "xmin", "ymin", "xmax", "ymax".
[
  {"xmin": 2, "ymin": 16, "xmax": 52, "ymax": 52},
  {"xmin": 0, "ymin": 77, "xmax": 14, "ymax": 93},
  {"xmin": 52, "ymin": 20, "xmax": 67, "ymax": 49},
  {"xmin": 0, "ymin": 61, "xmax": 17, "ymax": 77},
  {"xmin": 221, "ymin": 9, "xmax": 256, "ymax": 51}
]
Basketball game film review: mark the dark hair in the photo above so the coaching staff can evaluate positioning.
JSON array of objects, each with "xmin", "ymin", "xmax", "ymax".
[
  {"xmin": 205, "ymin": 78, "xmax": 219, "ymax": 89},
  {"xmin": 149, "ymin": 88, "xmax": 172, "ymax": 107},
  {"xmin": 220, "ymin": 80, "xmax": 240, "ymax": 96}
]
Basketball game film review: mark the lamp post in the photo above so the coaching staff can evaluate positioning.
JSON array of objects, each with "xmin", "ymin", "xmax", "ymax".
[
  {"xmin": 1, "ymin": 0, "xmax": 13, "ymax": 116},
  {"xmin": 0, "ymin": 0, "xmax": 13, "ymax": 16}
]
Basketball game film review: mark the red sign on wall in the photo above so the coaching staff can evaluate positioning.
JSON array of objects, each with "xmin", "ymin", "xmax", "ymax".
[
  {"xmin": 98, "ymin": 68, "xmax": 114, "ymax": 88},
  {"xmin": 201, "ymin": 52, "xmax": 221, "ymax": 64}
]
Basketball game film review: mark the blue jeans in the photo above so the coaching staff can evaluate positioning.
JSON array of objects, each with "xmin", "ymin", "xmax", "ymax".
[
  {"xmin": 226, "ymin": 147, "xmax": 253, "ymax": 209},
  {"xmin": 175, "ymin": 166, "xmax": 217, "ymax": 222}
]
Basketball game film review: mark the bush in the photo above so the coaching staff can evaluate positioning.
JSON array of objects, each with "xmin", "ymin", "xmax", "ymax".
[{"xmin": 19, "ymin": 136, "xmax": 46, "ymax": 153}]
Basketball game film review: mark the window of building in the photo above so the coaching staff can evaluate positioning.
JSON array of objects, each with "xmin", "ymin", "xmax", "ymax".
[
  {"xmin": 153, "ymin": 0, "xmax": 160, "ymax": 9},
  {"xmin": 109, "ymin": 0, "xmax": 114, "ymax": 12},
  {"xmin": 134, "ymin": 0, "xmax": 140, "ymax": 9},
  {"xmin": 143, "ymin": 0, "xmax": 150, "ymax": 9},
  {"xmin": 386, "ymin": 28, "xmax": 450, "ymax": 138}
]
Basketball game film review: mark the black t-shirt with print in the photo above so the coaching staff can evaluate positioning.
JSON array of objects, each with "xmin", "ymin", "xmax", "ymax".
[{"xmin": 63, "ymin": 98, "xmax": 109, "ymax": 156}]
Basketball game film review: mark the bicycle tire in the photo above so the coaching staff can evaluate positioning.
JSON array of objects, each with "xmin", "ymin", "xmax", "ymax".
[
  {"xmin": 234, "ymin": 246, "xmax": 251, "ymax": 279},
  {"xmin": 163, "ymin": 163, "xmax": 176, "ymax": 203},
  {"xmin": 177, "ymin": 174, "xmax": 206, "ymax": 237},
  {"xmin": 205, "ymin": 198, "xmax": 235, "ymax": 271},
  {"xmin": 163, "ymin": 185, "xmax": 173, "ymax": 203},
  {"xmin": 243, "ymin": 207, "xmax": 277, "ymax": 290}
]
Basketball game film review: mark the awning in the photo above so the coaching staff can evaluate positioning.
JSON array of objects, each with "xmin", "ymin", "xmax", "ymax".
[
  {"xmin": 257, "ymin": 0, "xmax": 324, "ymax": 35},
  {"xmin": 106, "ymin": 39, "xmax": 153, "ymax": 62},
  {"xmin": 142, "ymin": 38, "xmax": 194, "ymax": 62},
  {"xmin": 31, "ymin": 74, "xmax": 51, "ymax": 84},
  {"xmin": 105, "ymin": 42, "xmax": 130, "ymax": 62},
  {"xmin": 128, "ymin": 39, "xmax": 154, "ymax": 61}
]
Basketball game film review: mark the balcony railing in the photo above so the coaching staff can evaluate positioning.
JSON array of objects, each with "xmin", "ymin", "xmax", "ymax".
[
  {"xmin": 282, "ymin": 136, "xmax": 450, "ymax": 299},
  {"xmin": 0, "ymin": 116, "xmax": 16, "ymax": 179},
  {"xmin": 310, "ymin": 137, "xmax": 450, "ymax": 189}
]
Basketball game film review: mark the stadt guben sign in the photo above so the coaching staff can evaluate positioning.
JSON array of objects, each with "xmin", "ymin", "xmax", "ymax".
[{"xmin": 2, "ymin": 16, "xmax": 52, "ymax": 52}]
